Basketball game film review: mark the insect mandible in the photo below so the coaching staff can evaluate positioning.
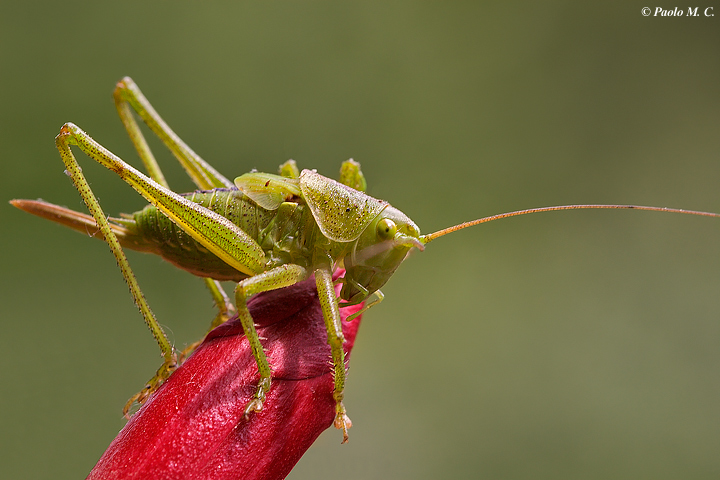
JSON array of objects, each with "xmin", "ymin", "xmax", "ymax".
[{"xmin": 10, "ymin": 77, "xmax": 720, "ymax": 443}]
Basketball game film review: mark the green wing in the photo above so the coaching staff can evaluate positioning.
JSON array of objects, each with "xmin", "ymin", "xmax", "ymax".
[{"xmin": 234, "ymin": 172, "xmax": 302, "ymax": 210}]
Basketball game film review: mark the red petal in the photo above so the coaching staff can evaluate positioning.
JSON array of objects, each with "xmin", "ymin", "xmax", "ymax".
[{"xmin": 88, "ymin": 272, "xmax": 362, "ymax": 480}]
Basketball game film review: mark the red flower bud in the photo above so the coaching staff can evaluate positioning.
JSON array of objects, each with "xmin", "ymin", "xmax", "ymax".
[{"xmin": 88, "ymin": 272, "xmax": 363, "ymax": 480}]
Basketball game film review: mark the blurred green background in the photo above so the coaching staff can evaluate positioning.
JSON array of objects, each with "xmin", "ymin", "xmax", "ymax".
[{"xmin": 2, "ymin": 1, "xmax": 719, "ymax": 479}]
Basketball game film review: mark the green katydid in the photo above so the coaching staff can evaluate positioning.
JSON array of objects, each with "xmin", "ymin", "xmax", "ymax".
[{"xmin": 10, "ymin": 77, "xmax": 720, "ymax": 444}]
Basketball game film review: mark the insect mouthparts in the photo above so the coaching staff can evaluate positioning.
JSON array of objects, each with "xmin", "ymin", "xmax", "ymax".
[{"xmin": 396, "ymin": 235, "xmax": 425, "ymax": 251}]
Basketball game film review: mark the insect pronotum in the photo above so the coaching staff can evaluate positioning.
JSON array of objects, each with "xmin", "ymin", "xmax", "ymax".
[{"xmin": 10, "ymin": 77, "xmax": 720, "ymax": 443}]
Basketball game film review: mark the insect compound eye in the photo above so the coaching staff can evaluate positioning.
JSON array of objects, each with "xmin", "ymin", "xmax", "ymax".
[{"xmin": 376, "ymin": 218, "xmax": 397, "ymax": 240}]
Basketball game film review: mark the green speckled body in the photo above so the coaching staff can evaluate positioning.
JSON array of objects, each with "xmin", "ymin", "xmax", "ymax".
[
  {"xmin": 10, "ymin": 78, "xmax": 424, "ymax": 441},
  {"xmin": 129, "ymin": 187, "xmax": 318, "ymax": 282}
]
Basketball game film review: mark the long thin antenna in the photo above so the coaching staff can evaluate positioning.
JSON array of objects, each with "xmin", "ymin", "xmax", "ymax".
[{"xmin": 420, "ymin": 204, "xmax": 720, "ymax": 244}]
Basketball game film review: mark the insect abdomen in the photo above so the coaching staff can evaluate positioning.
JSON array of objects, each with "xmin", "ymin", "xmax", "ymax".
[{"xmin": 131, "ymin": 188, "xmax": 276, "ymax": 281}]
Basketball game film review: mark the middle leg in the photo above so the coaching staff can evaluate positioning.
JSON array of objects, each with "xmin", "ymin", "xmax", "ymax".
[{"xmin": 234, "ymin": 264, "xmax": 309, "ymax": 416}]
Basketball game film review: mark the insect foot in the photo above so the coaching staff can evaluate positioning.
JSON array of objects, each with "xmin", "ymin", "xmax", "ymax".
[
  {"xmin": 334, "ymin": 400, "xmax": 353, "ymax": 444},
  {"xmin": 244, "ymin": 376, "xmax": 272, "ymax": 419},
  {"xmin": 123, "ymin": 355, "xmax": 178, "ymax": 418}
]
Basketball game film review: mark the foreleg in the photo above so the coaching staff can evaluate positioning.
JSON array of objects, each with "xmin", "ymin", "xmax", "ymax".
[{"xmin": 315, "ymin": 267, "xmax": 352, "ymax": 443}]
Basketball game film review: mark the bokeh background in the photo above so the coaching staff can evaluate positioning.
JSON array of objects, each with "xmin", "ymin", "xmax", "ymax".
[{"xmin": 2, "ymin": 2, "xmax": 719, "ymax": 479}]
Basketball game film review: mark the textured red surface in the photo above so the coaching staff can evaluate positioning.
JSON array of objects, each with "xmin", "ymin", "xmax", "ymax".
[{"xmin": 87, "ymin": 273, "xmax": 362, "ymax": 480}]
